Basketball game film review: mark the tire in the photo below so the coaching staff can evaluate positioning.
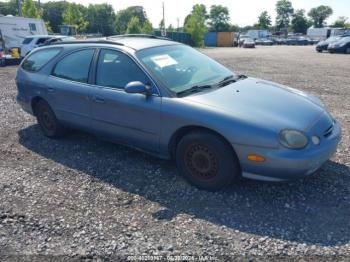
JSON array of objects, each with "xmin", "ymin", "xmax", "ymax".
[
  {"xmin": 176, "ymin": 131, "xmax": 240, "ymax": 191},
  {"xmin": 34, "ymin": 100, "xmax": 66, "ymax": 138},
  {"xmin": 317, "ymin": 50, "xmax": 322, "ymax": 53},
  {"xmin": 345, "ymin": 47, "xmax": 350, "ymax": 54}
]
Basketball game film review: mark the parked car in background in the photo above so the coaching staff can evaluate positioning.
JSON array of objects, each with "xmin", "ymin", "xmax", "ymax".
[
  {"xmin": 255, "ymin": 38, "xmax": 273, "ymax": 46},
  {"xmin": 327, "ymin": 36, "xmax": 350, "ymax": 54},
  {"xmin": 16, "ymin": 36, "xmax": 341, "ymax": 191},
  {"xmin": 20, "ymin": 35, "xmax": 75, "ymax": 58},
  {"xmin": 42, "ymin": 36, "xmax": 76, "ymax": 46},
  {"xmin": 316, "ymin": 35, "xmax": 349, "ymax": 52},
  {"xmin": 242, "ymin": 38, "xmax": 255, "ymax": 48},
  {"xmin": 238, "ymin": 35, "xmax": 250, "ymax": 47}
]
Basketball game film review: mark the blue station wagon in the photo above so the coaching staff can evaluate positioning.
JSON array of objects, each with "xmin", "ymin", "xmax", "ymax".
[{"xmin": 16, "ymin": 36, "xmax": 341, "ymax": 191}]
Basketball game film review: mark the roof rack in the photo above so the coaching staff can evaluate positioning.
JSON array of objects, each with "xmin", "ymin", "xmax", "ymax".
[
  {"xmin": 107, "ymin": 34, "xmax": 170, "ymax": 40},
  {"xmin": 47, "ymin": 39, "xmax": 124, "ymax": 46}
]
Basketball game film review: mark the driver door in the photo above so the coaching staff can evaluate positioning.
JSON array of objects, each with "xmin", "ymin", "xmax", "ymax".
[{"xmin": 91, "ymin": 48, "xmax": 161, "ymax": 153}]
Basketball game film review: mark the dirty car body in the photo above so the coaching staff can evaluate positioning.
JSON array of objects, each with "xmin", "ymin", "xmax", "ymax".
[{"xmin": 16, "ymin": 37, "xmax": 341, "ymax": 190}]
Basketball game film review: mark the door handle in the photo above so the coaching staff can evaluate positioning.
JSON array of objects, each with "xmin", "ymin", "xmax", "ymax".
[
  {"xmin": 93, "ymin": 96, "xmax": 105, "ymax": 104},
  {"xmin": 47, "ymin": 87, "xmax": 55, "ymax": 93}
]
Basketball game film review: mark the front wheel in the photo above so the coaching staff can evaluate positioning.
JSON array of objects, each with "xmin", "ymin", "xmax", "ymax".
[
  {"xmin": 176, "ymin": 131, "xmax": 241, "ymax": 191},
  {"xmin": 34, "ymin": 100, "xmax": 66, "ymax": 138}
]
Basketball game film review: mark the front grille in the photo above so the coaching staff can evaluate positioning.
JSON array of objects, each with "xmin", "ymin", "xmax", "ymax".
[{"xmin": 323, "ymin": 121, "xmax": 334, "ymax": 138}]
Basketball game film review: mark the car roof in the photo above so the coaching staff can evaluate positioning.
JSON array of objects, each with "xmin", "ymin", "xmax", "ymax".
[
  {"xmin": 108, "ymin": 36, "xmax": 179, "ymax": 50},
  {"xmin": 48, "ymin": 36, "xmax": 180, "ymax": 51}
]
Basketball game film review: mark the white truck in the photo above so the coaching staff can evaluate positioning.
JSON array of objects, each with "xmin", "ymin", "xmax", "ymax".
[{"xmin": 0, "ymin": 15, "xmax": 47, "ymax": 51}]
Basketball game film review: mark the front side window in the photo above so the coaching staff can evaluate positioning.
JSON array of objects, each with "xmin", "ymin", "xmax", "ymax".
[
  {"xmin": 52, "ymin": 49, "xmax": 95, "ymax": 83},
  {"xmin": 22, "ymin": 48, "xmax": 61, "ymax": 72},
  {"xmin": 136, "ymin": 45, "xmax": 234, "ymax": 95},
  {"xmin": 96, "ymin": 49, "xmax": 148, "ymax": 89}
]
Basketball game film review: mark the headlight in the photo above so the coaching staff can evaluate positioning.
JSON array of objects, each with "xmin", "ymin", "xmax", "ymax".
[{"xmin": 279, "ymin": 129, "xmax": 308, "ymax": 149}]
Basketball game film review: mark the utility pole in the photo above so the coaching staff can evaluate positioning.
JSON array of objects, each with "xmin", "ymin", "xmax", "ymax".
[
  {"xmin": 160, "ymin": 2, "xmax": 166, "ymax": 37},
  {"xmin": 177, "ymin": 18, "xmax": 180, "ymax": 32},
  {"xmin": 17, "ymin": 0, "xmax": 23, "ymax": 16},
  {"xmin": 162, "ymin": 2, "xmax": 165, "ymax": 29}
]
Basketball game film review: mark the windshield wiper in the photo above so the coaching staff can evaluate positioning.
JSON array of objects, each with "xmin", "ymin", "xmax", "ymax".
[
  {"xmin": 176, "ymin": 84, "xmax": 213, "ymax": 97},
  {"xmin": 218, "ymin": 74, "xmax": 247, "ymax": 87},
  {"xmin": 218, "ymin": 75, "xmax": 236, "ymax": 84}
]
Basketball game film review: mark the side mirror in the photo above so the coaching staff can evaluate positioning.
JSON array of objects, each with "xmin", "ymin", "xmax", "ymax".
[{"xmin": 125, "ymin": 81, "xmax": 151, "ymax": 95}]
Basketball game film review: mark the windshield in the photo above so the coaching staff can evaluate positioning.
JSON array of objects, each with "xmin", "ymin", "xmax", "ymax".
[
  {"xmin": 136, "ymin": 45, "xmax": 234, "ymax": 95},
  {"xmin": 338, "ymin": 36, "xmax": 350, "ymax": 43},
  {"xmin": 326, "ymin": 36, "xmax": 341, "ymax": 43}
]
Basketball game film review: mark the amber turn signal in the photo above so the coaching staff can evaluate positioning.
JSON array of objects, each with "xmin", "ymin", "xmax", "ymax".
[{"xmin": 247, "ymin": 154, "xmax": 265, "ymax": 162}]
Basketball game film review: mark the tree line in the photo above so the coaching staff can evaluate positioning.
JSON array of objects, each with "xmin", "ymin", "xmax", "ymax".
[
  {"xmin": 0, "ymin": 0, "xmax": 349, "ymax": 47},
  {"xmin": 184, "ymin": 1, "xmax": 349, "ymax": 46}
]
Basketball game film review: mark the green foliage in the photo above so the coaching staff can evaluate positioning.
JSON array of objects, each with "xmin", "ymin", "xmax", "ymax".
[
  {"xmin": 257, "ymin": 11, "xmax": 272, "ymax": 30},
  {"xmin": 331, "ymin": 16, "xmax": 348, "ymax": 28},
  {"xmin": 0, "ymin": 0, "xmax": 18, "ymax": 16},
  {"xmin": 159, "ymin": 19, "xmax": 165, "ymax": 29},
  {"xmin": 291, "ymin": 9, "xmax": 309, "ymax": 34},
  {"xmin": 115, "ymin": 6, "xmax": 147, "ymax": 34},
  {"xmin": 184, "ymin": 4, "xmax": 208, "ymax": 47},
  {"xmin": 22, "ymin": 0, "xmax": 42, "ymax": 18},
  {"xmin": 229, "ymin": 24, "xmax": 241, "ymax": 32},
  {"xmin": 275, "ymin": 0, "xmax": 294, "ymax": 31},
  {"xmin": 142, "ymin": 19, "xmax": 153, "ymax": 34},
  {"xmin": 167, "ymin": 24, "xmax": 174, "ymax": 32},
  {"xmin": 208, "ymin": 5, "xmax": 230, "ymax": 32},
  {"xmin": 42, "ymin": 1, "xmax": 69, "ymax": 33},
  {"xmin": 126, "ymin": 16, "xmax": 142, "ymax": 34},
  {"xmin": 87, "ymin": 4, "xmax": 115, "ymax": 36},
  {"xmin": 308, "ymin": 5, "xmax": 333, "ymax": 28},
  {"xmin": 63, "ymin": 3, "xmax": 88, "ymax": 33},
  {"xmin": 45, "ymin": 21, "xmax": 53, "ymax": 33}
]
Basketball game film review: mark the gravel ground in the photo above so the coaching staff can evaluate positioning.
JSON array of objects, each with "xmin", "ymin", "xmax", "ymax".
[{"xmin": 0, "ymin": 45, "xmax": 349, "ymax": 261}]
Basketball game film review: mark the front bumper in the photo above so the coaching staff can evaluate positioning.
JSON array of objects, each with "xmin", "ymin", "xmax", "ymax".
[
  {"xmin": 327, "ymin": 46, "xmax": 346, "ymax": 53},
  {"xmin": 233, "ymin": 120, "xmax": 341, "ymax": 181}
]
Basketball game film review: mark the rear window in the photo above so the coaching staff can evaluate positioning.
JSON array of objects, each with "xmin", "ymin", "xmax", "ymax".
[
  {"xmin": 22, "ymin": 48, "xmax": 61, "ymax": 72},
  {"xmin": 22, "ymin": 38, "xmax": 33, "ymax": 44}
]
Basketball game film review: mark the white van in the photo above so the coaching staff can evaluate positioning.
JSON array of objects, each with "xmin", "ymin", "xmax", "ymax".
[{"xmin": 0, "ymin": 15, "xmax": 47, "ymax": 51}]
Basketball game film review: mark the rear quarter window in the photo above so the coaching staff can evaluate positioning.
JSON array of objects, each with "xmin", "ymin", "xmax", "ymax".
[{"xmin": 22, "ymin": 48, "xmax": 61, "ymax": 72}]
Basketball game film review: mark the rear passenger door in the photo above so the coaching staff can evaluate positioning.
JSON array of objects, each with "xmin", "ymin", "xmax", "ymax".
[
  {"xmin": 91, "ymin": 48, "xmax": 161, "ymax": 152},
  {"xmin": 48, "ymin": 48, "xmax": 95, "ymax": 129}
]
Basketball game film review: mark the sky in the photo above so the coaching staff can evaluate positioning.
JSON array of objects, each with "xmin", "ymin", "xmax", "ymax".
[{"xmin": 42, "ymin": 0, "xmax": 350, "ymax": 27}]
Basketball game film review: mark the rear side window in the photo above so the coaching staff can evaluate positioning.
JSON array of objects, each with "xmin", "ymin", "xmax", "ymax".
[
  {"xmin": 22, "ymin": 48, "xmax": 61, "ymax": 72},
  {"xmin": 22, "ymin": 38, "xmax": 33, "ymax": 44},
  {"xmin": 52, "ymin": 49, "xmax": 95, "ymax": 83}
]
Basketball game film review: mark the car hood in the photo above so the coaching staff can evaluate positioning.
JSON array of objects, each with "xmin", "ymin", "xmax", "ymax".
[{"xmin": 184, "ymin": 77, "xmax": 326, "ymax": 132}]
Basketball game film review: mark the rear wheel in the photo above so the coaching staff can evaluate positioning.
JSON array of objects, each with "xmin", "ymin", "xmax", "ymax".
[
  {"xmin": 34, "ymin": 100, "xmax": 66, "ymax": 138},
  {"xmin": 176, "ymin": 131, "xmax": 240, "ymax": 191}
]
